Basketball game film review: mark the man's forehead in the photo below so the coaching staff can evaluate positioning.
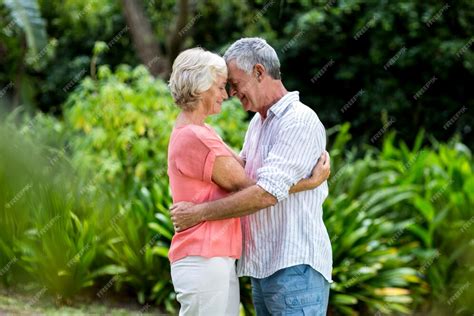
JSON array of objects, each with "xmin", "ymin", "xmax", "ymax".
[{"xmin": 227, "ymin": 62, "xmax": 245, "ymax": 80}]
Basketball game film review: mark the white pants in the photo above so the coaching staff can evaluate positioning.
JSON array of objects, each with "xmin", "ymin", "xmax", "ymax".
[{"xmin": 171, "ymin": 256, "xmax": 240, "ymax": 316}]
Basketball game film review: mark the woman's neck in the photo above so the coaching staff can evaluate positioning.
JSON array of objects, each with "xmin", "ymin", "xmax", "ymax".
[{"xmin": 176, "ymin": 109, "xmax": 206, "ymax": 127}]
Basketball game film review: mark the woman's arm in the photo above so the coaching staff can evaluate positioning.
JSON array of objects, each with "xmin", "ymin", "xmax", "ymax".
[
  {"xmin": 290, "ymin": 151, "xmax": 330, "ymax": 193},
  {"xmin": 223, "ymin": 143, "xmax": 245, "ymax": 167},
  {"xmin": 212, "ymin": 151, "xmax": 330, "ymax": 194}
]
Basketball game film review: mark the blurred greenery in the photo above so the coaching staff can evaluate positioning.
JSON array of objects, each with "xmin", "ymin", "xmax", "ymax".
[
  {"xmin": 1, "ymin": 65, "xmax": 473, "ymax": 315},
  {"xmin": 0, "ymin": 0, "xmax": 473, "ymax": 314},
  {"xmin": 0, "ymin": 0, "xmax": 472, "ymax": 145}
]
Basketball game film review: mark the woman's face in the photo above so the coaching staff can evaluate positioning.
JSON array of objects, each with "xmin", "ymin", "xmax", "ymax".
[{"xmin": 200, "ymin": 75, "xmax": 228, "ymax": 116}]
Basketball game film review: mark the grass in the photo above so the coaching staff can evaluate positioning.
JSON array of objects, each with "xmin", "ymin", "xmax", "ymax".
[{"xmin": 0, "ymin": 287, "xmax": 172, "ymax": 315}]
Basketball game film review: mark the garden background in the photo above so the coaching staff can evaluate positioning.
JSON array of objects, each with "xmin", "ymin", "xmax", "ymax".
[{"xmin": 0, "ymin": 0, "xmax": 473, "ymax": 315}]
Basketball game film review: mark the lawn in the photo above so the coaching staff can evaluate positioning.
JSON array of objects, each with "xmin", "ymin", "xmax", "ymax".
[{"xmin": 0, "ymin": 287, "xmax": 171, "ymax": 315}]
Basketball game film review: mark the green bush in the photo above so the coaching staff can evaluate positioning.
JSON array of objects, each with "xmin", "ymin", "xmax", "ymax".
[
  {"xmin": 1, "ymin": 64, "xmax": 472, "ymax": 315},
  {"xmin": 326, "ymin": 124, "xmax": 474, "ymax": 315},
  {"xmin": 0, "ymin": 116, "xmax": 115, "ymax": 300}
]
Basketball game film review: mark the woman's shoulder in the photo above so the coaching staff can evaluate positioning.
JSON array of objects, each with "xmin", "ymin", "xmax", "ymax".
[
  {"xmin": 172, "ymin": 124, "xmax": 220, "ymax": 146},
  {"xmin": 174, "ymin": 124, "xmax": 214, "ymax": 138}
]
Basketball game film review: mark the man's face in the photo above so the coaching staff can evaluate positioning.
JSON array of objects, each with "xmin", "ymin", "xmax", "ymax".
[{"xmin": 227, "ymin": 61, "xmax": 260, "ymax": 112}]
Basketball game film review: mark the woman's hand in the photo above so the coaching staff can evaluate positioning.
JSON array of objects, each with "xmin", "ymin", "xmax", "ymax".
[
  {"xmin": 289, "ymin": 151, "xmax": 331, "ymax": 194},
  {"xmin": 309, "ymin": 151, "xmax": 331, "ymax": 188}
]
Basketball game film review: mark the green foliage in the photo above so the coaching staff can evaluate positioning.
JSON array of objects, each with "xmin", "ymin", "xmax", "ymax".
[
  {"xmin": 2, "ymin": 0, "xmax": 472, "ymax": 146},
  {"xmin": 0, "ymin": 117, "xmax": 115, "ymax": 299},
  {"xmin": 1, "ymin": 64, "xmax": 472, "ymax": 315},
  {"xmin": 4, "ymin": 0, "xmax": 48, "ymax": 68},
  {"xmin": 326, "ymin": 123, "xmax": 474, "ymax": 315}
]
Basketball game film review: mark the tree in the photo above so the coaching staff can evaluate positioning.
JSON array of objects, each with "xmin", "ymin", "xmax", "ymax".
[{"xmin": 121, "ymin": 0, "xmax": 167, "ymax": 77}]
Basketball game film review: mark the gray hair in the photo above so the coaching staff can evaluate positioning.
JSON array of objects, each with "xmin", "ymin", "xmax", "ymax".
[
  {"xmin": 224, "ymin": 37, "xmax": 281, "ymax": 79},
  {"xmin": 169, "ymin": 47, "xmax": 227, "ymax": 111}
]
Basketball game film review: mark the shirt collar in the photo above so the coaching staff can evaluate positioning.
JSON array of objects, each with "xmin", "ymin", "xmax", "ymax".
[{"xmin": 268, "ymin": 91, "xmax": 300, "ymax": 118}]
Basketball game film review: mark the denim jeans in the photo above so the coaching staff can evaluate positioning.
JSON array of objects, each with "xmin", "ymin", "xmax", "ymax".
[{"xmin": 251, "ymin": 264, "xmax": 330, "ymax": 315}]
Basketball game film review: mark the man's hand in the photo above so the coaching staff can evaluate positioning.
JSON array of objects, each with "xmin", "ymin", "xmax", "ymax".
[
  {"xmin": 170, "ymin": 201, "xmax": 202, "ymax": 232},
  {"xmin": 309, "ymin": 151, "xmax": 331, "ymax": 187}
]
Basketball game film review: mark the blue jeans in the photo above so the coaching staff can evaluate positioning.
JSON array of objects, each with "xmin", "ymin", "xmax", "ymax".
[{"xmin": 251, "ymin": 265, "xmax": 330, "ymax": 315}]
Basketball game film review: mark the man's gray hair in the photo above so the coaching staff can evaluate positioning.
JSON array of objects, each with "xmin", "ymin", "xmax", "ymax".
[{"xmin": 224, "ymin": 37, "xmax": 281, "ymax": 79}]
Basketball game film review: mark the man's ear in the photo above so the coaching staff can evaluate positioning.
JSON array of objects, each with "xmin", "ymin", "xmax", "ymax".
[{"xmin": 254, "ymin": 64, "xmax": 266, "ymax": 80}]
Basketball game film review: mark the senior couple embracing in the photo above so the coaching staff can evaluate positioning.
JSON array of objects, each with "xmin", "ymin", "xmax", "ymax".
[{"xmin": 167, "ymin": 37, "xmax": 333, "ymax": 316}]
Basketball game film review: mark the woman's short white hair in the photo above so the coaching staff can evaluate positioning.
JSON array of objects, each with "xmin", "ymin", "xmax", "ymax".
[
  {"xmin": 169, "ymin": 47, "xmax": 227, "ymax": 111},
  {"xmin": 223, "ymin": 37, "xmax": 281, "ymax": 79}
]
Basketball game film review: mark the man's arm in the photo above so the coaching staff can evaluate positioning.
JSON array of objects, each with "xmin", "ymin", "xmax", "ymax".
[
  {"xmin": 213, "ymin": 151, "xmax": 330, "ymax": 194},
  {"xmin": 171, "ymin": 184, "xmax": 276, "ymax": 231},
  {"xmin": 171, "ymin": 119, "xmax": 328, "ymax": 231},
  {"xmin": 172, "ymin": 152, "xmax": 330, "ymax": 231}
]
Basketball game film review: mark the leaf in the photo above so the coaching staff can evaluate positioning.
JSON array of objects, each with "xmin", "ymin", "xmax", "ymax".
[
  {"xmin": 91, "ymin": 265, "xmax": 127, "ymax": 277},
  {"xmin": 4, "ymin": 0, "xmax": 48, "ymax": 63},
  {"xmin": 148, "ymin": 222, "xmax": 173, "ymax": 240},
  {"xmin": 151, "ymin": 246, "xmax": 169, "ymax": 258},
  {"xmin": 406, "ymin": 223, "xmax": 431, "ymax": 247},
  {"xmin": 331, "ymin": 294, "xmax": 358, "ymax": 305},
  {"xmin": 413, "ymin": 196, "xmax": 435, "ymax": 223},
  {"xmin": 374, "ymin": 287, "xmax": 410, "ymax": 296}
]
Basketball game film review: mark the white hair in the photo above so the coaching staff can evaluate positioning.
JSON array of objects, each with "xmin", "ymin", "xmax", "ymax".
[
  {"xmin": 223, "ymin": 37, "xmax": 281, "ymax": 79},
  {"xmin": 169, "ymin": 47, "xmax": 227, "ymax": 111}
]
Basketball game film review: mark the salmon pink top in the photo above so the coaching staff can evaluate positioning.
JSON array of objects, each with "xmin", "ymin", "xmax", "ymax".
[{"xmin": 167, "ymin": 124, "xmax": 242, "ymax": 263}]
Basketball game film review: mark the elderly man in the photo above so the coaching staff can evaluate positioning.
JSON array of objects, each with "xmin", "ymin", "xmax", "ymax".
[{"xmin": 171, "ymin": 37, "xmax": 332, "ymax": 315}]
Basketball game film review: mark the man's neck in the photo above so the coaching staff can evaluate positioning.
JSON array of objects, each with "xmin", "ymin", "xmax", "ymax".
[{"xmin": 259, "ymin": 81, "xmax": 288, "ymax": 119}]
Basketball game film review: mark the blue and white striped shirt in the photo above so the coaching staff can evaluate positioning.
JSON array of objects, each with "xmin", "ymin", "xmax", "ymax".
[{"xmin": 236, "ymin": 91, "xmax": 332, "ymax": 282}]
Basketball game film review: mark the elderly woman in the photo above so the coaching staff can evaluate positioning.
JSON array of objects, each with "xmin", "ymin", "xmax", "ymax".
[{"xmin": 167, "ymin": 47, "xmax": 330, "ymax": 315}]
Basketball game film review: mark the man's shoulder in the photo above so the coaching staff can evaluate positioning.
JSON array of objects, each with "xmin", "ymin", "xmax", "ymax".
[
  {"xmin": 247, "ymin": 113, "xmax": 261, "ymax": 129},
  {"xmin": 281, "ymin": 101, "xmax": 321, "ymax": 127}
]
